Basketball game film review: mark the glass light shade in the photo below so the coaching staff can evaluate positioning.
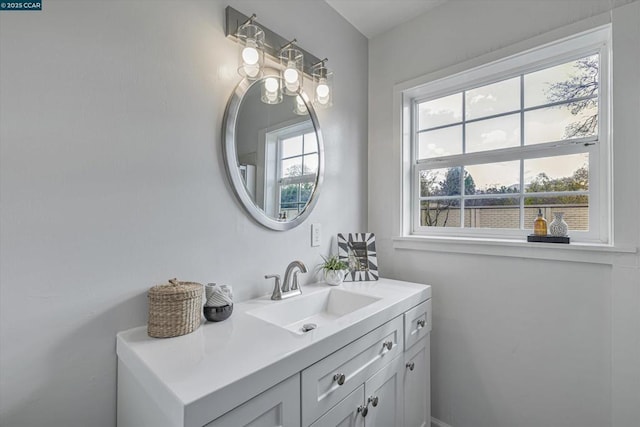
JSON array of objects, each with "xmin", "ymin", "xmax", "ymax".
[
  {"xmin": 279, "ymin": 46, "xmax": 304, "ymax": 96},
  {"xmin": 236, "ymin": 23, "xmax": 264, "ymax": 80},
  {"xmin": 293, "ymin": 94, "xmax": 308, "ymax": 115},
  {"xmin": 261, "ymin": 76, "xmax": 283, "ymax": 105},
  {"xmin": 312, "ymin": 63, "xmax": 333, "ymax": 108}
]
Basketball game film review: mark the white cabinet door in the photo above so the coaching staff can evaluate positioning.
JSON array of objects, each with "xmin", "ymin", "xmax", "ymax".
[
  {"xmin": 205, "ymin": 374, "xmax": 300, "ymax": 427},
  {"xmin": 403, "ymin": 337, "xmax": 430, "ymax": 427},
  {"xmin": 310, "ymin": 385, "xmax": 365, "ymax": 427},
  {"xmin": 363, "ymin": 356, "xmax": 403, "ymax": 427},
  {"xmin": 302, "ymin": 316, "xmax": 404, "ymax": 426}
]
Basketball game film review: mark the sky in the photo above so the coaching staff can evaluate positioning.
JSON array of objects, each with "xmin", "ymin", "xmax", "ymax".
[{"xmin": 417, "ymin": 55, "xmax": 597, "ymax": 191}]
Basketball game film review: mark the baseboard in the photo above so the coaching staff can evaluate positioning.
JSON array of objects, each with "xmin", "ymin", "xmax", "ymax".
[{"xmin": 432, "ymin": 417, "xmax": 453, "ymax": 427}]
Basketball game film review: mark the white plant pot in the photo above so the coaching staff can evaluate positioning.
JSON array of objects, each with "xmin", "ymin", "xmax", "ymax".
[{"xmin": 324, "ymin": 269, "xmax": 348, "ymax": 286}]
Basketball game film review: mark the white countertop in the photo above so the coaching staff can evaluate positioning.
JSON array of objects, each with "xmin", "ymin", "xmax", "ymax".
[{"xmin": 117, "ymin": 278, "xmax": 431, "ymax": 426}]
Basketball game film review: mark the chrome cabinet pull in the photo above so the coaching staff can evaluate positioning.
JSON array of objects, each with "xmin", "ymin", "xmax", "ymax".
[
  {"xmin": 417, "ymin": 319, "xmax": 426, "ymax": 329},
  {"xmin": 368, "ymin": 395, "xmax": 379, "ymax": 407},
  {"xmin": 406, "ymin": 361, "xmax": 415, "ymax": 371},
  {"xmin": 333, "ymin": 373, "xmax": 346, "ymax": 385},
  {"xmin": 357, "ymin": 404, "xmax": 368, "ymax": 417},
  {"xmin": 382, "ymin": 341, "xmax": 393, "ymax": 351}
]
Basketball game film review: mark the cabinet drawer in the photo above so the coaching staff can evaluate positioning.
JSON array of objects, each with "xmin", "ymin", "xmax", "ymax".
[
  {"xmin": 301, "ymin": 315, "xmax": 404, "ymax": 426},
  {"xmin": 205, "ymin": 374, "xmax": 300, "ymax": 427},
  {"xmin": 404, "ymin": 299, "xmax": 431, "ymax": 351}
]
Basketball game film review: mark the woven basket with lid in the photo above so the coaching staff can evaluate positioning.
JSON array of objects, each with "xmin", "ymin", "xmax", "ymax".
[{"xmin": 148, "ymin": 279, "xmax": 203, "ymax": 338}]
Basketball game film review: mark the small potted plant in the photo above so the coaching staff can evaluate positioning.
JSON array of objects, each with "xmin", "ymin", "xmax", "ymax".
[{"xmin": 318, "ymin": 255, "xmax": 349, "ymax": 286}]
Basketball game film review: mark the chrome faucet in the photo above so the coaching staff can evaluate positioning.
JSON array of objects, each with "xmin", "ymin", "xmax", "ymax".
[{"xmin": 265, "ymin": 260, "xmax": 308, "ymax": 300}]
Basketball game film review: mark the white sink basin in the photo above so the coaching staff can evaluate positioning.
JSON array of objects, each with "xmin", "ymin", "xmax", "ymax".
[{"xmin": 247, "ymin": 288, "xmax": 381, "ymax": 335}]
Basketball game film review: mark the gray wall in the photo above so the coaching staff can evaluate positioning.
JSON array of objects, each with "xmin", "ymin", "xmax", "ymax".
[
  {"xmin": 0, "ymin": 1, "xmax": 367, "ymax": 426},
  {"xmin": 368, "ymin": 1, "xmax": 640, "ymax": 427},
  {"xmin": 235, "ymin": 85, "xmax": 308, "ymax": 160}
]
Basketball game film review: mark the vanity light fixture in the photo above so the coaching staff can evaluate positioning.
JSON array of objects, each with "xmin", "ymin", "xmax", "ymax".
[
  {"xmin": 235, "ymin": 14, "xmax": 264, "ymax": 80},
  {"xmin": 312, "ymin": 59, "xmax": 333, "ymax": 108},
  {"xmin": 225, "ymin": 6, "xmax": 334, "ymax": 108},
  {"xmin": 279, "ymin": 40, "xmax": 304, "ymax": 96}
]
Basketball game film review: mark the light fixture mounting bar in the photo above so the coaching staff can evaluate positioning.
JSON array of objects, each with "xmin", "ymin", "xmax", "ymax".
[{"xmin": 225, "ymin": 6, "xmax": 325, "ymax": 77}]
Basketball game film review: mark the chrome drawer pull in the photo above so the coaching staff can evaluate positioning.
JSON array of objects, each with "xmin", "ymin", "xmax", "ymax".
[
  {"xmin": 368, "ymin": 395, "xmax": 379, "ymax": 407},
  {"xmin": 417, "ymin": 319, "xmax": 426, "ymax": 329},
  {"xmin": 406, "ymin": 361, "xmax": 415, "ymax": 371},
  {"xmin": 333, "ymin": 373, "xmax": 346, "ymax": 385},
  {"xmin": 357, "ymin": 404, "xmax": 368, "ymax": 417},
  {"xmin": 382, "ymin": 341, "xmax": 393, "ymax": 351}
]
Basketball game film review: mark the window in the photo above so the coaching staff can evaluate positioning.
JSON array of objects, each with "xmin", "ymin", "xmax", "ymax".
[
  {"xmin": 261, "ymin": 120, "xmax": 318, "ymax": 219},
  {"xmin": 404, "ymin": 27, "xmax": 610, "ymax": 243},
  {"xmin": 277, "ymin": 130, "xmax": 318, "ymax": 218}
]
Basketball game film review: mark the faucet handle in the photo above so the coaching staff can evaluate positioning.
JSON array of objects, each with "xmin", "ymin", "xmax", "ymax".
[{"xmin": 265, "ymin": 274, "xmax": 282, "ymax": 300}]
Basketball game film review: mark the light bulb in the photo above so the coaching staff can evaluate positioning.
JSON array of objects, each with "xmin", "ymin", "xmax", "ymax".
[
  {"xmin": 286, "ymin": 82, "xmax": 299, "ymax": 93},
  {"xmin": 294, "ymin": 96, "xmax": 307, "ymax": 115},
  {"xmin": 242, "ymin": 46, "xmax": 259, "ymax": 65},
  {"xmin": 284, "ymin": 67, "xmax": 299, "ymax": 92},
  {"xmin": 316, "ymin": 80, "xmax": 330, "ymax": 99},
  {"xmin": 266, "ymin": 91, "xmax": 278, "ymax": 102},
  {"xmin": 264, "ymin": 77, "xmax": 279, "ymax": 93},
  {"xmin": 243, "ymin": 64, "xmax": 259, "ymax": 78},
  {"xmin": 284, "ymin": 66, "xmax": 299, "ymax": 84}
]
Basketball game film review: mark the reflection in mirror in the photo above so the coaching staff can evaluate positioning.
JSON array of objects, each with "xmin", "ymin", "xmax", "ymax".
[{"xmin": 223, "ymin": 72, "xmax": 324, "ymax": 230}]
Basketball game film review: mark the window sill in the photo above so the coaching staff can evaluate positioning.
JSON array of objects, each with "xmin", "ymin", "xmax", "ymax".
[{"xmin": 392, "ymin": 236, "xmax": 637, "ymax": 265}]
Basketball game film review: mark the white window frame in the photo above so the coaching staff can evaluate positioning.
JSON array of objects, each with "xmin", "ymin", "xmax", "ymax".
[
  {"xmin": 402, "ymin": 26, "xmax": 611, "ymax": 243},
  {"xmin": 261, "ymin": 120, "xmax": 316, "ymax": 217}
]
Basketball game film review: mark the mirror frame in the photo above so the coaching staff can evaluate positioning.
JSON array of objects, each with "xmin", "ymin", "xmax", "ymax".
[{"xmin": 222, "ymin": 74, "xmax": 325, "ymax": 231}]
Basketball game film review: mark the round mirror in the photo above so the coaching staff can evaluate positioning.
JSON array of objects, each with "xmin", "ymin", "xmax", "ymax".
[{"xmin": 222, "ymin": 72, "xmax": 324, "ymax": 230}]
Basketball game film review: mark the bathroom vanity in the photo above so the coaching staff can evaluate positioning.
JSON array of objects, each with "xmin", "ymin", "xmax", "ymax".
[{"xmin": 117, "ymin": 279, "xmax": 431, "ymax": 427}]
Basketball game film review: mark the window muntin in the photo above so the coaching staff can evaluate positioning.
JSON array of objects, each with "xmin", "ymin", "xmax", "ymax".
[
  {"xmin": 278, "ymin": 131, "xmax": 318, "ymax": 217},
  {"xmin": 407, "ymin": 28, "xmax": 609, "ymax": 242}
]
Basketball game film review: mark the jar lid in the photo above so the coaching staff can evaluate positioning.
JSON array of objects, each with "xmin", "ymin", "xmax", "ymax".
[{"xmin": 148, "ymin": 279, "xmax": 202, "ymax": 299}]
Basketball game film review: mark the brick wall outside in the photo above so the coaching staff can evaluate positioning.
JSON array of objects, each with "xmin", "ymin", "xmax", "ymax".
[{"xmin": 422, "ymin": 204, "xmax": 588, "ymax": 231}]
